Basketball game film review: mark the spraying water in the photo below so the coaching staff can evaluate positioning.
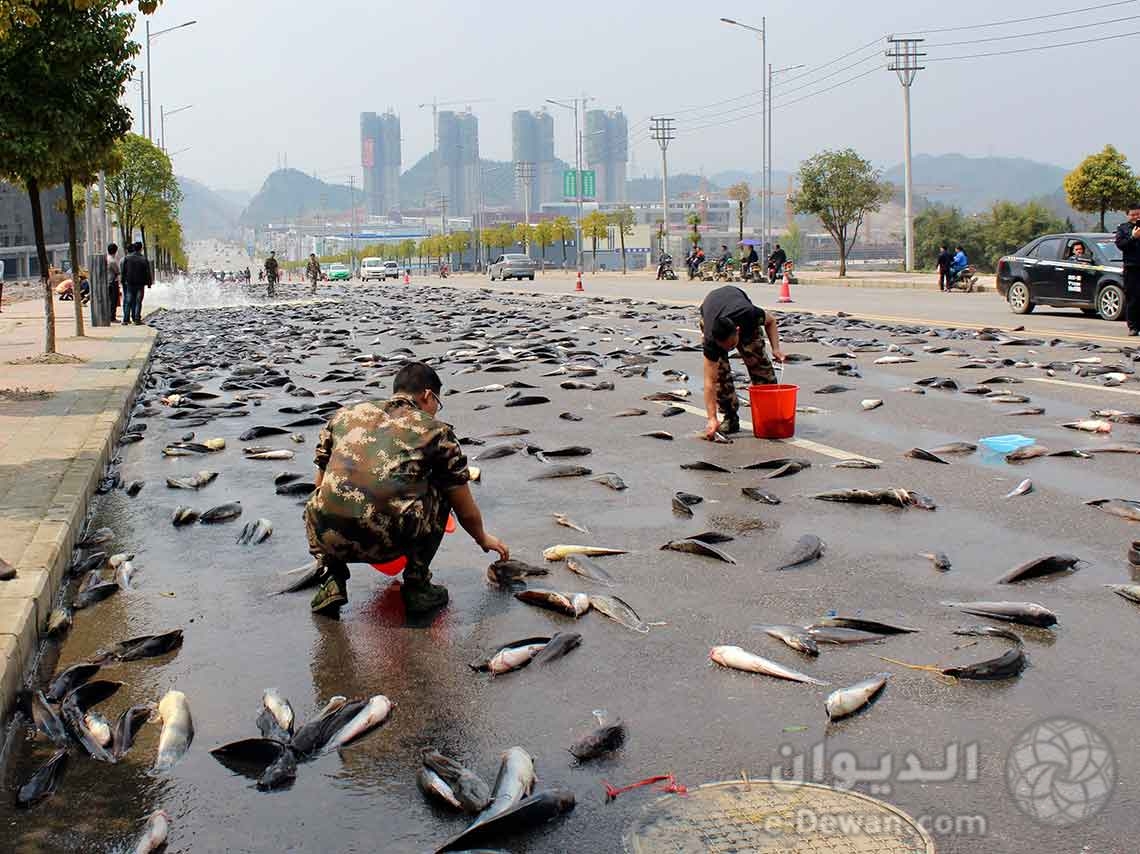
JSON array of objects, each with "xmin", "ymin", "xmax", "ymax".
[{"xmin": 148, "ymin": 275, "xmax": 258, "ymax": 311}]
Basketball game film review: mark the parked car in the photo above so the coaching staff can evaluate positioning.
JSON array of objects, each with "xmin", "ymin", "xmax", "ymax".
[
  {"xmin": 381, "ymin": 260, "xmax": 402, "ymax": 280},
  {"xmin": 996, "ymin": 233, "xmax": 1126, "ymax": 320},
  {"xmin": 360, "ymin": 257, "xmax": 385, "ymax": 281},
  {"xmin": 326, "ymin": 262, "xmax": 351, "ymax": 282},
  {"xmin": 488, "ymin": 253, "xmax": 537, "ymax": 282}
]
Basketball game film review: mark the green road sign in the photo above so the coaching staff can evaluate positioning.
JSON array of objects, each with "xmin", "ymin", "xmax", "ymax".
[{"xmin": 563, "ymin": 170, "xmax": 597, "ymax": 200}]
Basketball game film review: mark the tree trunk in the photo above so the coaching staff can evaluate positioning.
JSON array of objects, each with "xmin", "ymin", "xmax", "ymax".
[
  {"xmin": 591, "ymin": 238, "xmax": 597, "ymax": 273},
  {"xmin": 62, "ymin": 174, "xmax": 85, "ymax": 337},
  {"xmin": 540, "ymin": 243, "xmax": 546, "ymax": 273},
  {"xmin": 561, "ymin": 238, "xmax": 568, "ymax": 266},
  {"xmin": 837, "ymin": 232, "xmax": 848, "ymax": 278},
  {"xmin": 738, "ymin": 203, "xmax": 744, "ymax": 242},
  {"xmin": 27, "ymin": 178, "xmax": 56, "ymax": 354},
  {"xmin": 620, "ymin": 230, "xmax": 627, "ymax": 274},
  {"xmin": 1099, "ymin": 205, "xmax": 1106, "ymax": 233}
]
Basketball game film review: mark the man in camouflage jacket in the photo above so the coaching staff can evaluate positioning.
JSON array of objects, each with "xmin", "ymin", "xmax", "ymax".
[{"xmin": 304, "ymin": 361, "xmax": 510, "ymax": 616}]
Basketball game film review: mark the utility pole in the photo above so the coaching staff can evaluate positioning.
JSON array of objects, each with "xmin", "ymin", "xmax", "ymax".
[
  {"xmin": 887, "ymin": 35, "xmax": 925, "ymax": 273},
  {"xmin": 545, "ymin": 96, "xmax": 587, "ymax": 270},
  {"xmin": 145, "ymin": 20, "xmax": 152, "ymax": 140},
  {"xmin": 516, "ymin": 161, "xmax": 534, "ymax": 255},
  {"xmin": 349, "ymin": 175, "xmax": 357, "ymax": 278},
  {"xmin": 720, "ymin": 18, "xmax": 766, "ymax": 255},
  {"xmin": 650, "ymin": 117, "xmax": 675, "ymax": 259}
]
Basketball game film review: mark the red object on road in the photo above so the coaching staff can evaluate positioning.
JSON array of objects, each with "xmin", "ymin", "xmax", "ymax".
[
  {"xmin": 575, "ymin": 271, "xmax": 584, "ymax": 292},
  {"xmin": 403, "ymin": 271, "xmax": 410, "ymax": 284},
  {"xmin": 749, "ymin": 383, "xmax": 798, "ymax": 439},
  {"xmin": 370, "ymin": 513, "xmax": 457, "ymax": 575},
  {"xmin": 778, "ymin": 262, "xmax": 794, "ymax": 303},
  {"xmin": 602, "ymin": 773, "xmax": 688, "ymax": 803}
]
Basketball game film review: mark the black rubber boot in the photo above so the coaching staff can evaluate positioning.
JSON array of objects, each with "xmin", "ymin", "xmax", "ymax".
[{"xmin": 718, "ymin": 414, "xmax": 741, "ymax": 435}]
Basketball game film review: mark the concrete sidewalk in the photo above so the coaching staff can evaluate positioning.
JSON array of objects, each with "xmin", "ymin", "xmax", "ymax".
[{"xmin": 0, "ymin": 297, "xmax": 155, "ymax": 720}]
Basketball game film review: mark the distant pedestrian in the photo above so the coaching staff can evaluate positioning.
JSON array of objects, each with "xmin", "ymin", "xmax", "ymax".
[
  {"xmin": 1115, "ymin": 203, "xmax": 1140, "ymax": 335},
  {"xmin": 949, "ymin": 245, "xmax": 969, "ymax": 284},
  {"xmin": 106, "ymin": 243, "xmax": 121, "ymax": 322},
  {"xmin": 936, "ymin": 244, "xmax": 952, "ymax": 291},
  {"xmin": 305, "ymin": 253, "xmax": 321, "ymax": 293},
  {"xmin": 264, "ymin": 251, "xmax": 279, "ymax": 297},
  {"xmin": 119, "ymin": 242, "xmax": 152, "ymax": 325}
]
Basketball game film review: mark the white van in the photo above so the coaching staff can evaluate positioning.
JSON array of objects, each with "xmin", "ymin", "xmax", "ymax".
[{"xmin": 361, "ymin": 257, "xmax": 386, "ymax": 282}]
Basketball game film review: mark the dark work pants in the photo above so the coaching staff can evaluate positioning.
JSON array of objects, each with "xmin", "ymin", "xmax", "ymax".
[
  {"xmin": 1125, "ymin": 266, "xmax": 1140, "ymax": 332},
  {"xmin": 938, "ymin": 267, "xmax": 950, "ymax": 291},
  {"xmin": 122, "ymin": 283, "xmax": 145, "ymax": 323}
]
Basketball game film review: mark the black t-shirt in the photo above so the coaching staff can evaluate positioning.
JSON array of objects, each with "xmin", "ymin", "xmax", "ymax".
[{"xmin": 701, "ymin": 286, "xmax": 765, "ymax": 360}]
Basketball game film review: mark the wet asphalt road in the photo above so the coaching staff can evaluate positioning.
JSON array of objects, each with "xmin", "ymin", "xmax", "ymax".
[{"xmin": 2, "ymin": 280, "xmax": 1139, "ymax": 853}]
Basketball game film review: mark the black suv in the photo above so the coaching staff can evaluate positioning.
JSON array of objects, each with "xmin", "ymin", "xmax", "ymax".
[{"xmin": 996, "ymin": 233, "xmax": 1126, "ymax": 321}]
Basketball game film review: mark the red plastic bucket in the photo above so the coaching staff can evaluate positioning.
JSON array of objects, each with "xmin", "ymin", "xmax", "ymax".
[
  {"xmin": 371, "ymin": 513, "xmax": 457, "ymax": 575},
  {"xmin": 748, "ymin": 384, "xmax": 798, "ymax": 439}
]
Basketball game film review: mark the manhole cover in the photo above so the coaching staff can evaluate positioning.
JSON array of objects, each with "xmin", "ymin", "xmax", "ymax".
[{"xmin": 624, "ymin": 779, "xmax": 935, "ymax": 853}]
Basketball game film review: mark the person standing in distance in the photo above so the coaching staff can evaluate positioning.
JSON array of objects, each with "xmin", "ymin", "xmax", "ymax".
[
  {"xmin": 700, "ymin": 285, "xmax": 786, "ymax": 438},
  {"xmin": 1115, "ymin": 204, "xmax": 1140, "ymax": 336},
  {"xmin": 936, "ymin": 244, "xmax": 952, "ymax": 292},
  {"xmin": 119, "ymin": 242, "xmax": 151, "ymax": 325}
]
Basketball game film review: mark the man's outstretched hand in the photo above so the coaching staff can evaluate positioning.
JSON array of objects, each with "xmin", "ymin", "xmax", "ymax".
[{"xmin": 478, "ymin": 533, "xmax": 510, "ymax": 561}]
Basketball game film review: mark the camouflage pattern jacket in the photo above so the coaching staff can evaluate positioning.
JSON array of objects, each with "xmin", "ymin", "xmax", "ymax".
[{"xmin": 309, "ymin": 394, "xmax": 470, "ymax": 525}]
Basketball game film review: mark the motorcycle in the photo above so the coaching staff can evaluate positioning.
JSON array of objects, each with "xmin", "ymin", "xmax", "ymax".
[
  {"xmin": 656, "ymin": 253, "xmax": 677, "ymax": 280},
  {"xmin": 946, "ymin": 265, "xmax": 978, "ymax": 293}
]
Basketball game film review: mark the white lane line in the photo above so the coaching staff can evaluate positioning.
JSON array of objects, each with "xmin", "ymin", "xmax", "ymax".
[
  {"xmin": 652, "ymin": 401, "xmax": 882, "ymax": 464},
  {"xmin": 1027, "ymin": 377, "xmax": 1140, "ymax": 397}
]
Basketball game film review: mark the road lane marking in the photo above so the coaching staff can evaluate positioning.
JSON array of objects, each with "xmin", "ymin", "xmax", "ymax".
[
  {"xmin": 1027, "ymin": 377, "xmax": 1140, "ymax": 397},
  {"xmin": 652, "ymin": 401, "xmax": 882, "ymax": 464}
]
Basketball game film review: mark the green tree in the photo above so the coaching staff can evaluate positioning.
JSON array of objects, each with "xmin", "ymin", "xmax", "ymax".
[
  {"xmin": 551, "ymin": 215, "xmax": 573, "ymax": 266},
  {"xmin": 0, "ymin": 0, "xmax": 137, "ymax": 351},
  {"xmin": 104, "ymin": 134, "xmax": 177, "ymax": 249},
  {"xmin": 981, "ymin": 200, "xmax": 1064, "ymax": 269},
  {"xmin": 727, "ymin": 181, "xmax": 751, "ymax": 243},
  {"xmin": 1064, "ymin": 144, "xmax": 1140, "ymax": 232},
  {"xmin": 513, "ymin": 221, "xmax": 533, "ymax": 255},
  {"xmin": 449, "ymin": 231, "xmax": 470, "ymax": 268},
  {"xmin": 493, "ymin": 223, "xmax": 513, "ymax": 255},
  {"xmin": 533, "ymin": 220, "xmax": 553, "ymax": 270},
  {"xmin": 480, "ymin": 227, "xmax": 495, "ymax": 265},
  {"xmin": 608, "ymin": 206, "xmax": 635, "ymax": 274},
  {"xmin": 581, "ymin": 210, "xmax": 609, "ymax": 272},
  {"xmin": 784, "ymin": 221, "xmax": 803, "ymax": 264},
  {"xmin": 1, "ymin": 0, "xmax": 160, "ymax": 39},
  {"xmin": 400, "ymin": 238, "xmax": 416, "ymax": 268},
  {"xmin": 686, "ymin": 211, "xmax": 701, "ymax": 247},
  {"xmin": 913, "ymin": 206, "xmax": 972, "ymax": 271},
  {"xmin": 791, "ymin": 148, "xmax": 892, "ymax": 277}
]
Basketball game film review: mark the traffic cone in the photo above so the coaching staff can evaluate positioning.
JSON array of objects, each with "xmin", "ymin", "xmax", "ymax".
[
  {"xmin": 575, "ymin": 271, "xmax": 584, "ymax": 292},
  {"xmin": 777, "ymin": 266, "xmax": 794, "ymax": 303}
]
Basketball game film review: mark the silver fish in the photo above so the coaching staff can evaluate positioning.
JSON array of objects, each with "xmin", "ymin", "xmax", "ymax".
[
  {"xmin": 709, "ymin": 645, "xmax": 827, "ymax": 685},
  {"xmin": 324, "ymin": 694, "xmax": 393, "ymax": 752},
  {"xmin": 758, "ymin": 625, "xmax": 819, "ymax": 656},
  {"xmin": 1006, "ymin": 478, "xmax": 1033, "ymax": 498},
  {"xmin": 589, "ymin": 594, "xmax": 649, "ymax": 633},
  {"xmin": 776, "ymin": 534, "xmax": 825, "ymax": 570},
  {"xmin": 470, "ymin": 747, "xmax": 535, "ymax": 829},
  {"xmin": 565, "ymin": 554, "xmax": 617, "ymax": 586},
  {"xmin": 418, "ymin": 766, "xmax": 463, "ymax": 810},
  {"xmin": 152, "ymin": 690, "xmax": 193, "ymax": 773},
  {"xmin": 132, "ymin": 809, "xmax": 170, "ymax": 854},
  {"xmin": 826, "ymin": 673, "xmax": 890, "ymax": 721}
]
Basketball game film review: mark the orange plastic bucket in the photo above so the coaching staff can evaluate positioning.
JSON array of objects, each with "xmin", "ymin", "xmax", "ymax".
[
  {"xmin": 371, "ymin": 513, "xmax": 457, "ymax": 575},
  {"xmin": 748, "ymin": 384, "xmax": 798, "ymax": 439}
]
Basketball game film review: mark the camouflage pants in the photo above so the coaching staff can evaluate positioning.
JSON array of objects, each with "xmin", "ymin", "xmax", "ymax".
[
  {"xmin": 701, "ymin": 323, "xmax": 777, "ymax": 418},
  {"xmin": 304, "ymin": 483, "xmax": 450, "ymax": 584}
]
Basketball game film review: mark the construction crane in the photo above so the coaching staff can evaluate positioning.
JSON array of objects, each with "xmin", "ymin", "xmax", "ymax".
[{"xmin": 417, "ymin": 98, "xmax": 492, "ymax": 150}]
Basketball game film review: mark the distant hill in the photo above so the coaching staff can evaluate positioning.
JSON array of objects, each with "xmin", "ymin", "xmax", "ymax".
[
  {"xmin": 178, "ymin": 177, "xmax": 244, "ymax": 242},
  {"xmin": 215, "ymin": 188, "xmax": 251, "ymax": 210},
  {"xmin": 883, "ymin": 154, "xmax": 1068, "ymax": 213},
  {"xmin": 627, "ymin": 174, "xmax": 707, "ymax": 203},
  {"xmin": 238, "ymin": 169, "xmax": 354, "ymax": 226}
]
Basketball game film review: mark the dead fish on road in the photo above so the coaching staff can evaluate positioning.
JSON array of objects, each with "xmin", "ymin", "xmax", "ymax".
[
  {"xmin": 709, "ymin": 645, "xmax": 827, "ymax": 685},
  {"xmin": 422, "ymin": 749, "xmax": 492, "ymax": 813},
  {"xmin": 323, "ymin": 694, "xmax": 393, "ymax": 752},
  {"xmin": 941, "ymin": 627, "xmax": 1026, "ymax": 680},
  {"xmin": 1062, "ymin": 419, "xmax": 1112, "ymax": 433},
  {"xmin": 569, "ymin": 721, "xmax": 626, "ymax": 761},
  {"xmin": 152, "ymin": 690, "xmax": 193, "ymax": 773},
  {"xmin": 532, "ymin": 631, "xmax": 582, "ymax": 664},
  {"xmin": 661, "ymin": 538, "xmax": 737, "ymax": 564},
  {"xmin": 946, "ymin": 601, "xmax": 1058, "ymax": 628},
  {"xmin": 551, "ymin": 513, "xmax": 589, "ymax": 534},
  {"xmin": 807, "ymin": 626, "xmax": 887, "ymax": 645},
  {"xmin": 236, "ymin": 518, "xmax": 273, "ymax": 545},
  {"xmin": 741, "ymin": 457, "xmax": 811, "ymax": 472},
  {"xmin": 640, "ymin": 430, "xmax": 674, "ymax": 440},
  {"xmin": 816, "ymin": 616, "xmax": 920, "ymax": 634},
  {"xmin": 672, "ymin": 491, "xmax": 703, "ymax": 516},
  {"xmin": 435, "ymin": 788, "xmax": 575, "ymax": 853},
  {"xmin": 166, "ymin": 470, "xmax": 218, "ymax": 490},
  {"xmin": 741, "ymin": 487, "xmax": 781, "ymax": 505},
  {"xmin": 276, "ymin": 481, "xmax": 316, "ymax": 496},
  {"xmin": 997, "ymin": 554, "xmax": 1082, "ymax": 583},
  {"xmin": 504, "ymin": 395, "xmax": 550, "ymax": 407},
  {"xmin": 758, "ymin": 625, "xmax": 819, "ymax": 656},
  {"xmin": 811, "ymin": 488, "xmax": 919, "ymax": 509},
  {"xmin": 476, "ymin": 444, "xmax": 522, "ymax": 461},
  {"xmin": 541, "ymin": 446, "xmax": 592, "ymax": 458},
  {"xmin": 101, "ymin": 629, "xmax": 184, "ymax": 663},
  {"xmin": 826, "ymin": 673, "xmax": 890, "ymax": 722},
  {"xmin": 200, "ymin": 501, "xmax": 243, "ymax": 523},
  {"xmin": 543, "ymin": 544, "xmax": 626, "ymax": 561},
  {"xmin": 613, "ymin": 408, "xmax": 647, "ymax": 417},
  {"xmin": 46, "ymin": 662, "xmax": 101, "ymax": 702},
  {"xmin": 1086, "ymin": 498, "xmax": 1140, "ymax": 522},
  {"xmin": 15, "ymin": 749, "xmax": 68, "ymax": 807},
  {"xmin": 930, "ymin": 442, "xmax": 976, "ymax": 455},
  {"xmin": 1006, "ymin": 479, "xmax": 1033, "ymax": 498},
  {"xmin": 239, "ymin": 425, "xmax": 290, "ymax": 441},
  {"xmin": 465, "ymin": 746, "xmax": 535, "ymax": 830},
  {"xmin": 776, "ymin": 534, "xmax": 825, "ymax": 570},
  {"xmin": 529, "ymin": 465, "xmax": 592, "ymax": 480},
  {"xmin": 1005, "ymin": 445, "xmax": 1050, "ymax": 463},
  {"xmin": 486, "ymin": 559, "xmax": 550, "ymax": 587},
  {"xmin": 244, "ymin": 449, "xmax": 296, "ymax": 460},
  {"xmin": 661, "ymin": 405, "xmax": 686, "ymax": 417},
  {"xmin": 832, "ymin": 459, "xmax": 880, "ymax": 469},
  {"xmin": 566, "ymin": 554, "xmax": 617, "ymax": 586},
  {"xmin": 680, "ymin": 461, "xmax": 732, "ymax": 473},
  {"xmin": 815, "ymin": 384, "xmax": 853, "ymax": 394},
  {"xmin": 514, "ymin": 588, "xmax": 591, "ymax": 617},
  {"xmin": 918, "ymin": 551, "xmax": 952, "ymax": 572},
  {"xmin": 861, "ymin": 399, "xmax": 884, "ymax": 410},
  {"xmin": 75, "ymin": 527, "xmax": 114, "ymax": 549},
  {"xmin": 590, "ymin": 473, "xmax": 628, "ymax": 491},
  {"xmin": 589, "ymin": 594, "xmax": 650, "ymax": 632},
  {"xmin": 905, "ymin": 448, "xmax": 950, "ymax": 464},
  {"xmin": 559, "ymin": 411, "xmax": 583, "ymax": 421},
  {"xmin": 1106, "ymin": 584, "xmax": 1140, "ymax": 604}
]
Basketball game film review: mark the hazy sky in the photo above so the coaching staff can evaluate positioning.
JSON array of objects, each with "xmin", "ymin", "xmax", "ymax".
[{"xmin": 137, "ymin": 0, "xmax": 1140, "ymax": 194}]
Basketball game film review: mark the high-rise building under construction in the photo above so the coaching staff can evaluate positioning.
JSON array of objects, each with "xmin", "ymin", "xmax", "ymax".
[
  {"xmin": 511, "ymin": 109, "xmax": 556, "ymax": 212},
  {"xmin": 360, "ymin": 110, "xmax": 401, "ymax": 216},
  {"xmin": 585, "ymin": 108, "xmax": 628, "ymax": 204},
  {"xmin": 436, "ymin": 109, "xmax": 479, "ymax": 217}
]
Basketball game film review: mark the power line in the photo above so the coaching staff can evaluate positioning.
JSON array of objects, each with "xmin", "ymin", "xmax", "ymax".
[
  {"xmin": 926, "ymin": 12, "xmax": 1139, "ymax": 47},
  {"xmin": 898, "ymin": 0, "xmax": 1136, "ymax": 35},
  {"xmin": 926, "ymin": 26, "xmax": 1140, "ymax": 60}
]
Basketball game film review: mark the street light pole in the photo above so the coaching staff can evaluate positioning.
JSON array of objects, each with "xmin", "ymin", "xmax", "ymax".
[
  {"xmin": 159, "ymin": 104, "xmax": 192, "ymax": 153},
  {"xmin": 720, "ymin": 17, "xmax": 766, "ymax": 254},
  {"xmin": 145, "ymin": 20, "xmax": 197, "ymax": 143},
  {"xmin": 546, "ymin": 97, "xmax": 587, "ymax": 271}
]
